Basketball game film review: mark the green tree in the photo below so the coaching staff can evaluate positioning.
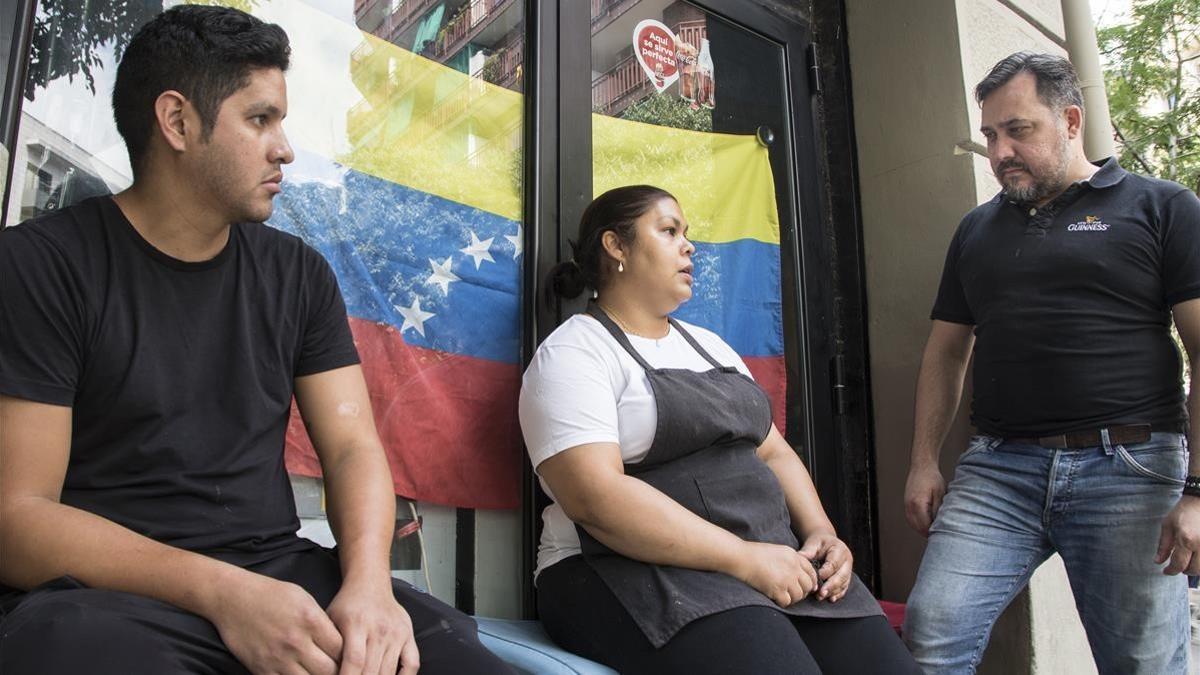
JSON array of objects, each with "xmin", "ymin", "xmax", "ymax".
[
  {"xmin": 1097, "ymin": 0, "xmax": 1200, "ymax": 192},
  {"xmin": 617, "ymin": 93, "xmax": 712, "ymax": 132},
  {"xmin": 24, "ymin": 1, "xmax": 258, "ymax": 101}
]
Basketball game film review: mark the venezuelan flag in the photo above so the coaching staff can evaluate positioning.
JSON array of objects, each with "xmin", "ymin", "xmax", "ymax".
[
  {"xmin": 255, "ymin": 0, "xmax": 524, "ymax": 509},
  {"xmin": 256, "ymin": 0, "xmax": 784, "ymax": 510}
]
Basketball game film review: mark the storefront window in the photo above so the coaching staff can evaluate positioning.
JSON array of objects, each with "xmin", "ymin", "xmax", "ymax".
[{"xmin": 7, "ymin": 0, "xmax": 525, "ymax": 615}]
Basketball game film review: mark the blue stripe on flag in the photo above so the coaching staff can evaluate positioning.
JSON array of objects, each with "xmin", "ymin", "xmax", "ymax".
[
  {"xmin": 269, "ymin": 168, "xmax": 522, "ymax": 364},
  {"xmin": 674, "ymin": 240, "xmax": 783, "ymax": 358}
]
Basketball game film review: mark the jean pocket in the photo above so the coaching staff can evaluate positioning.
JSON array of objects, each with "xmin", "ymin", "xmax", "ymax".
[{"xmin": 1114, "ymin": 442, "xmax": 1187, "ymax": 486}]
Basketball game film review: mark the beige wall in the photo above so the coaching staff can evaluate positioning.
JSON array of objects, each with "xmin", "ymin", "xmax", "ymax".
[
  {"xmin": 847, "ymin": 0, "xmax": 1097, "ymax": 671},
  {"xmin": 845, "ymin": 0, "xmax": 979, "ymax": 602}
]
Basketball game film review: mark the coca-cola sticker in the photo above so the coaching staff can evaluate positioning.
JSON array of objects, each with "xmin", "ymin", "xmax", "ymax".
[{"xmin": 633, "ymin": 19, "xmax": 678, "ymax": 93}]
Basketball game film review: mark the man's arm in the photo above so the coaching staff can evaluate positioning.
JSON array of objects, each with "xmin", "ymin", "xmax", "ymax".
[
  {"xmin": 293, "ymin": 364, "xmax": 417, "ymax": 675},
  {"xmin": 904, "ymin": 320, "xmax": 976, "ymax": 536},
  {"xmin": 1158, "ymin": 298, "xmax": 1200, "ymax": 575},
  {"xmin": 0, "ymin": 395, "xmax": 343, "ymax": 674}
]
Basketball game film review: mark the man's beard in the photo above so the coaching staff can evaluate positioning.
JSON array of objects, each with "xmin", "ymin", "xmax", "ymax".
[{"xmin": 996, "ymin": 131, "xmax": 1071, "ymax": 204}]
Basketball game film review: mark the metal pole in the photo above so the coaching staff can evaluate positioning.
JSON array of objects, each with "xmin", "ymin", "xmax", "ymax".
[{"xmin": 1061, "ymin": 0, "xmax": 1116, "ymax": 160}]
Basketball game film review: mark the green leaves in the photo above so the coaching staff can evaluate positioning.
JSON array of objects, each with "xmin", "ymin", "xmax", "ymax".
[{"xmin": 1098, "ymin": 0, "xmax": 1200, "ymax": 191}]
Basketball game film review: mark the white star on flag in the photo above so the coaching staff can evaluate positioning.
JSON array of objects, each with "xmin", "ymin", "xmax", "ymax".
[
  {"xmin": 460, "ymin": 230, "xmax": 495, "ymax": 269},
  {"xmin": 505, "ymin": 224, "xmax": 523, "ymax": 259},
  {"xmin": 426, "ymin": 257, "xmax": 460, "ymax": 294},
  {"xmin": 396, "ymin": 297, "xmax": 435, "ymax": 337}
]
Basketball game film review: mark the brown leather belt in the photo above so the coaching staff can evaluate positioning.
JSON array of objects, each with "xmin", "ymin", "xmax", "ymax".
[{"xmin": 1008, "ymin": 423, "xmax": 1154, "ymax": 449}]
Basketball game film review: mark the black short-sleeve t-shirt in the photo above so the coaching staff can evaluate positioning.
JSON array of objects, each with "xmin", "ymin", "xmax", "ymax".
[
  {"xmin": 931, "ymin": 158, "xmax": 1200, "ymax": 437},
  {"xmin": 0, "ymin": 196, "xmax": 360, "ymax": 564}
]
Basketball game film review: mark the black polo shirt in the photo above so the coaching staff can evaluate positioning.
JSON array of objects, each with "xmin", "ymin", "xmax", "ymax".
[{"xmin": 932, "ymin": 158, "xmax": 1200, "ymax": 437}]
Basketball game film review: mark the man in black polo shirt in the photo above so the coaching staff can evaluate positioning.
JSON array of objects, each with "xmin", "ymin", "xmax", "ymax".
[
  {"xmin": 0, "ymin": 7, "xmax": 513, "ymax": 675},
  {"xmin": 902, "ymin": 52, "xmax": 1200, "ymax": 673}
]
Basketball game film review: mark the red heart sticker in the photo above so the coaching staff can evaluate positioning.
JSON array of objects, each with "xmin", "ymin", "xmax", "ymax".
[{"xmin": 632, "ymin": 19, "xmax": 679, "ymax": 94}]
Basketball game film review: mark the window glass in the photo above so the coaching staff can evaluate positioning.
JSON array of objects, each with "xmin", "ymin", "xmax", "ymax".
[
  {"xmin": 8, "ymin": 0, "xmax": 525, "ymax": 613},
  {"xmin": 591, "ymin": 0, "xmax": 792, "ymax": 435}
]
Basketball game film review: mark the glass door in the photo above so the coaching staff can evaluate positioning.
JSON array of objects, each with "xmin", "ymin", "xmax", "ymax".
[
  {"xmin": 591, "ymin": 0, "xmax": 798, "ymax": 448},
  {"xmin": 589, "ymin": 0, "xmax": 815, "ymax": 467}
]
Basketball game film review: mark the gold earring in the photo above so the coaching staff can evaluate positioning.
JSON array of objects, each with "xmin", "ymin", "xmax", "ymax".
[{"xmin": 618, "ymin": 261, "xmax": 624, "ymax": 273}]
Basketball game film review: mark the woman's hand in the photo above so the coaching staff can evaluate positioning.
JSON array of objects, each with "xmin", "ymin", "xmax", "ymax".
[
  {"xmin": 798, "ymin": 531, "xmax": 853, "ymax": 602},
  {"xmin": 731, "ymin": 541, "xmax": 819, "ymax": 607}
]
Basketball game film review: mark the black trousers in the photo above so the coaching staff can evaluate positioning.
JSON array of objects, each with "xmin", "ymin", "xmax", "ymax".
[
  {"xmin": 0, "ymin": 546, "xmax": 513, "ymax": 675},
  {"xmin": 538, "ymin": 555, "xmax": 920, "ymax": 675}
]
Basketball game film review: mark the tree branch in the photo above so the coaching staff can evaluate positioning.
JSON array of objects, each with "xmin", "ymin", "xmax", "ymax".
[{"xmin": 1112, "ymin": 123, "xmax": 1156, "ymax": 174}]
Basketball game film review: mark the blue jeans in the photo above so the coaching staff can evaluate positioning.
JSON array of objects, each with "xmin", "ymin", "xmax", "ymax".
[{"xmin": 904, "ymin": 432, "xmax": 1190, "ymax": 674}]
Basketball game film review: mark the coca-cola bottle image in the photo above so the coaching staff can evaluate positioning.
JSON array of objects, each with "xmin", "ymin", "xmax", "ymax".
[
  {"xmin": 677, "ymin": 41, "xmax": 698, "ymax": 103},
  {"xmin": 696, "ymin": 38, "xmax": 715, "ymax": 109},
  {"xmin": 654, "ymin": 61, "xmax": 665, "ymax": 88}
]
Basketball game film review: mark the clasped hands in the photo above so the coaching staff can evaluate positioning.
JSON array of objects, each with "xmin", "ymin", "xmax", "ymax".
[
  {"xmin": 211, "ymin": 572, "xmax": 418, "ymax": 675},
  {"xmin": 734, "ymin": 532, "xmax": 853, "ymax": 608}
]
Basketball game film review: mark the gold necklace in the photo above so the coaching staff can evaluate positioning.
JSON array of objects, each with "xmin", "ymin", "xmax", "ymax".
[{"xmin": 598, "ymin": 303, "xmax": 670, "ymax": 340}]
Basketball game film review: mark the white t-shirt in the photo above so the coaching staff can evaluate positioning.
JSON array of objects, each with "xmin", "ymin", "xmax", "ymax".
[{"xmin": 518, "ymin": 312, "xmax": 754, "ymax": 579}]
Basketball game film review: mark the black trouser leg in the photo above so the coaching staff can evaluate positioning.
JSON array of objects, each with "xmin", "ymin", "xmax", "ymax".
[
  {"xmin": 538, "ymin": 555, "xmax": 823, "ymax": 674},
  {"xmin": 0, "ymin": 547, "xmax": 514, "ymax": 675},
  {"xmin": 791, "ymin": 614, "xmax": 921, "ymax": 674},
  {"xmin": 0, "ymin": 579, "xmax": 248, "ymax": 675}
]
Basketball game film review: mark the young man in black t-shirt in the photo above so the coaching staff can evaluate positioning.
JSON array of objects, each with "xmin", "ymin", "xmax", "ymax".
[
  {"xmin": 901, "ymin": 52, "xmax": 1200, "ymax": 673},
  {"xmin": 0, "ymin": 7, "xmax": 512, "ymax": 675}
]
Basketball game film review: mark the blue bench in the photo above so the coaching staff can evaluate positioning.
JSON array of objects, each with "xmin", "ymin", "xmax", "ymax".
[{"xmin": 475, "ymin": 617, "xmax": 618, "ymax": 675}]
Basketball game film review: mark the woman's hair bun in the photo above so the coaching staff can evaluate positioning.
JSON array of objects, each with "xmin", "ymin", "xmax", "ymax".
[{"xmin": 545, "ymin": 259, "xmax": 587, "ymax": 304}]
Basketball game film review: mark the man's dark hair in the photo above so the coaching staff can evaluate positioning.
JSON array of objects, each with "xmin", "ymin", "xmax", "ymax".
[
  {"xmin": 112, "ymin": 5, "xmax": 290, "ymax": 176},
  {"xmin": 974, "ymin": 52, "xmax": 1084, "ymax": 112}
]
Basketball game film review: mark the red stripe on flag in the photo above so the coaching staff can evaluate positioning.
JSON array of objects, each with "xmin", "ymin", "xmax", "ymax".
[
  {"xmin": 285, "ymin": 317, "xmax": 522, "ymax": 510},
  {"xmin": 743, "ymin": 355, "xmax": 786, "ymax": 435}
]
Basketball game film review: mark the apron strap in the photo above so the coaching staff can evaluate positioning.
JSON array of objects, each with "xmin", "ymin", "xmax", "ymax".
[
  {"xmin": 585, "ymin": 303, "xmax": 656, "ymax": 371},
  {"xmin": 667, "ymin": 317, "xmax": 729, "ymax": 370},
  {"xmin": 586, "ymin": 303, "xmax": 732, "ymax": 372}
]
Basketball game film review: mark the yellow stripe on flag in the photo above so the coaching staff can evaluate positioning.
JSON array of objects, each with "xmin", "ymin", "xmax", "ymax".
[
  {"xmin": 339, "ymin": 32, "xmax": 524, "ymax": 222},
  {"xmin": 593, "ymin": 115, "xmax": 780, "ymax": 245},
  {"xmin": 230, "ymin": 0, "xmax": 777, "ymax": 240}
]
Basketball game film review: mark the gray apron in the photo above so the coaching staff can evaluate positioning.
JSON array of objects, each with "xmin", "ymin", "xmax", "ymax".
[{"xmin": 576, "ymin": 304, "xmax": 881, "ymax": 648}]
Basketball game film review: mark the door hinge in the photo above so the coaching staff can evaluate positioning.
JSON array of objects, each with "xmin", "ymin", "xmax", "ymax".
[
  {"xmin": 806, "ymin": 42, "xmax": 822, "ymax": 95},
  {"xmin": 832, "ymin": 353, "xmax": 848, "ymax": 415}
]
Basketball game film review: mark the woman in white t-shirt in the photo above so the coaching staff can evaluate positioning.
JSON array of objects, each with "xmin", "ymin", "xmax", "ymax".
[{"xmin": 519, "ymin": 185, "xmax": 917, "ymax": 674}]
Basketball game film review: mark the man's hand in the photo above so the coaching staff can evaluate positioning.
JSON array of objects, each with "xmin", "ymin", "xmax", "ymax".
[
  {"xmin": 904, "ymin": 461, "xmax": 946, "ymax": 537},
  {"xmin": 799, "ymin": 531, "xmax": 854, "ymax": 602},
  {"xmin": 1157, "ymin": 495, "xmax": 1200, "ymax": 575},
  {"xmin": 731, "ymin": 540, "xmax": 819, "ymax": 608},
  {"xmin": 326, "ymin": 579, "xmax": 419, "ymax": 675},
  {"xmin": 210, "ymin": 573, "xmax": 343, "ymax": 675}
]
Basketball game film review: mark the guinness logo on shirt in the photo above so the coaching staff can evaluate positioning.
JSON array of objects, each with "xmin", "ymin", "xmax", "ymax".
[{"xmin": 1067, "ymin": 215, "xmax": 1110, "ymax": 232}]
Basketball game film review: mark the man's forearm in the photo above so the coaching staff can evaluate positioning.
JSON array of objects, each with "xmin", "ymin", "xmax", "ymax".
[
  {"xmin": 322, "ymin": 442, "xmax": 397, "ymax": 587},
  {"xmin": 911, "ymin": 350, "xmax": 970, "ymax": 466},
  {"xmin": 0, "ymin": 497, "xmax": 246, "ymax": 618}
]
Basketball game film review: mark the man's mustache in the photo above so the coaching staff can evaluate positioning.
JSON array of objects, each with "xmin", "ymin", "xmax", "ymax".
[{"xmin": 996, "ymin": 159, "xmax": 1028, "ymax": 175}]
